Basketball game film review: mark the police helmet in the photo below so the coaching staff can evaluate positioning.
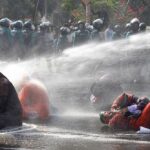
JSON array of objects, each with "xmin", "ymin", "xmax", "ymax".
[
  {"xmin": 92, "ymin": 19, "xmax": 103, "ymax": 30},
  {"xmin": 13, "ymin": 20, "xmax": 23, "ymax": 29},
  {"xmin": 0, "ymin": 18, "xmax": 11, "ymax": 28}
]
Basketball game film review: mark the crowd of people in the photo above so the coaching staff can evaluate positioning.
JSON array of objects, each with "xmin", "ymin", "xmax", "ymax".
[{"xmin": 0, "ymin": 17, "xmax": 147, "ymax": 60}]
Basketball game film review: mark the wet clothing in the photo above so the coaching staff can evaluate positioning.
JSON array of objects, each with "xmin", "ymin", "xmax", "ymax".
[
  {"xmin": 90, "ymin": 29, "xmax": 103, "ymax": 42},
  {"xmin": 0, "ymin": 27, "xmax": 13, "ymax": 58},
  {"xmin": 111, "ymin": 93, "xmax": 138, "ymax": 112},
  {"xmin": 108, "ymin": 93, "xmax": 150, "ymax": 130},
  {"xmin": 23, "ymin": 29, "xmax": 37, "ymax": 57},
  {"xmin": 18, "ymin": 80, "xmax": 50, "ymax": 121},
  {"xmin": 73, "ymin": 29, "xmax": 90, "ymax": 46},
  {"xmin": 0, "ymin": 73, "xmax": 22, "ymax": 129},
  {"xmin": 11, "ymin": 29, "xmax": 25, "ymax": 59},
  {"xmin": 56, "ymin": 35, "xmax": 70, "ymax": 53},
  {"xmin": 104, "ymin": 28, "xmax": 113, "ymax": 41}
]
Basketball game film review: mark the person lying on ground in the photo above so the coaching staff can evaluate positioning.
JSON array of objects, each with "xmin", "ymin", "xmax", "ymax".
[{"xmin": 99, "ymin": 92, "xmax": 150, "ymax": 131}]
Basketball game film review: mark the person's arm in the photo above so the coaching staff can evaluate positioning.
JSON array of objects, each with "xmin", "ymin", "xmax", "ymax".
[
  {"xmin": 108, "ymin": 113, "xmax": 130, "ymax": 130},
  {"xmin": 111, "ymin": 93, "xmax": 138, "ymax": 112}
]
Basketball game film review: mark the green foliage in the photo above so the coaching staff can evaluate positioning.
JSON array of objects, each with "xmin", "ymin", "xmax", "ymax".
[{"xmin": 0, "ymin": 0, "xmax": 35, "ymax": 20}]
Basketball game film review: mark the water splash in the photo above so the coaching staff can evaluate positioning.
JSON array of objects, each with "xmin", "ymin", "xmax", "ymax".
[{"xmin": 1, "ymin": 32, "xmax": 150, "ymax": 113}]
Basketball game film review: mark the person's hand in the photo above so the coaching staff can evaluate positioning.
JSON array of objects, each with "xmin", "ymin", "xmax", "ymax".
[{"xmin": 127, "ymin": 104, "xmax": 138, "ymax": 113}]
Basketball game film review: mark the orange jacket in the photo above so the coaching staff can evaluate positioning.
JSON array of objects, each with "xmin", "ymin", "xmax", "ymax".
[
  {"xmin": 109, "ymin": 93, "xmax": 150, "ymax": 130},
  {"xmin": 19, "ymin": 80, "xmax": 50, "ymax": 120}
]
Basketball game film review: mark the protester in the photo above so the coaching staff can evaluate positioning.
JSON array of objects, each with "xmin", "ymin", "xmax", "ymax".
[
  {"xmin": 99, "ymin": 92, "xmax": 150, "ymax": 131},
  {"xmin": 0, "ymin": 72, "xmax": 22, "ymax": 129},
  {"xmin": 18, "ymin": 75, "xmax": 50, "ymax": 121}
]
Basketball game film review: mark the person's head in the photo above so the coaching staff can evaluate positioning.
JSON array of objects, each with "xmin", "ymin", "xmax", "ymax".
[
  {"xmin": 60, "ymin": 26, "xmax": 69, "ymax": 36},
  {"xmin": 99, "ymin": 111, "xmax": 114, "ymax": 124},
  {"xmin": 12, "ymin": 20, "xmax": 23, "ymax": 30},
  {"xmin": 24, "ymin": 20, "xmax": 33, "ymax": 31},
  {"xmin": 125, "ymin": 23, "xmax": 131, "ymax": 32},
  {"xmin": 130, "ymin": 18, "xmax": 140, "ymax": 33},
  {"xmin": 0, "ymin": 17, "xmax": 11, "ymax": 28},
  {"xmin": 139, "ymin": 22, "xmax": 146, "ymax": 32},
  {"xmin": 114, "ymin": 24, "xmax": 121, "ymax": 34},
  {"xmin": 40, "ymin": 22, "xmax": 50, "ymax": 33},
  {"xmin": 78, "ymin": 20, "xmax": 85, "ymax": 30},
  {"xmin": 137, "ymin": 97, "xmax": 150, "ymax": 110},
  {"xmin": 92, "ymin": 18, "xmax": 103, "ymax": 31}
]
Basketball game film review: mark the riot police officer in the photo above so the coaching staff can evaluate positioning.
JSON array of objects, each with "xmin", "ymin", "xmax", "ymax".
[
  {"xmin": 73, "ymin": 21, "xmax": 90, "ymax": 46},
  {"xmin": 0, "ymin": 18, "xmax": 13, "ymax": 59},
  {"xmin": 56, "ymin": 26, "xmax": 70, "ymax": 53},
  {"xmin": 90, "ymin": 18, "xmax": 103, "ymax": 41},
  {"xmin": 11, "ymin": 20, "xmax": 25, "ymax": 59}
]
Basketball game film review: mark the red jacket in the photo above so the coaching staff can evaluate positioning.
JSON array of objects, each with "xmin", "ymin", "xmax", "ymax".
[
  {"xmin": 108, "ymin": 93, "xmax": 150, "ymax": 130},
  {"xmin": 19, "ymin": 80, "xmax": 50, "ymax": 120}
]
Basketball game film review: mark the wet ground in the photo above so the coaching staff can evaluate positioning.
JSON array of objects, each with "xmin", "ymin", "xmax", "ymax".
[
  {"xmin": 0, "ymin": 80, "xmax": 150, "ymax": 150},
  {"xmin": 1, "ymin": 115, "xmax": 150, "ymax": 150}
]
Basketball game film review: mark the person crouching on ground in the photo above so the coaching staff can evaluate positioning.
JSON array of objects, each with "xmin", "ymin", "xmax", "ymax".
[{"xmin": 18, "ymin": 75, "xmax": 50, "ymax": 122}]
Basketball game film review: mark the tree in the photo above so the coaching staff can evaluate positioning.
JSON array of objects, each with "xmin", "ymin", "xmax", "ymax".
[{"xmin": 0, "ymin": 0, "xmax": 35, "ymax": 20}]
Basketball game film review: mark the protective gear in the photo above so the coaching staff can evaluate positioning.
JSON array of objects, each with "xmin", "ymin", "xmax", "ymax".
[
  {"xmin": 114, "ymin": 25, "xmax": 121, "ymax": 33},
  {"xmin": 130, "ymin": 18, "xmax": 140, "ymax": 24},
  {"xmin": 60, "ymin": 27, "xmax": 69, "ymax": 35},
  {"xmin": 78, "ymin": 20, "xmax": 84, "ymax": 25},
  {"xmin": 139, "ymin": 22, "xmax": 146, "ymax": 31},
  {"xmin": 40, "ymin": 21, "xmax": 51, "ymax": 32},
  {"xmin": 92, "ymin": 19, "xmax": 103, "ymax": 31},
  {"xmin": 0, "ymin": 18, "xmax": 11, "ymax": 28},
  {"xmin": 137, "ymin": 97, "xmax": 149, "ymax": 110},
  {"xmin": 12, "ymin": 20, "xmax": 23, "ymax": 30},
  {"xmin": 130, "ymin": 18, "xmax": 140, "ymax": 33},
  {"xmin": 112, "ymin": 24, "xmax": 122, "ymax": 39},
  {"xmin": 125, "ymin": 23, "xmax": 131, "ymax": 30},
  {"xmin": 24, "ymin": 20, "xmax": 33, "ymax": 30},
  {"xmin": 77, "ymin": 20, "xmax": 85, "ymax": 30}
]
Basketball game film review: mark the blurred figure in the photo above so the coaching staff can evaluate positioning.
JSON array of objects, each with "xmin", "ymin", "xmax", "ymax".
[
  {"xmin": 90, "ymin": 74, "xmax": 123, "ymax": 111},
  {"xmin": 0, "ymin": 72, "xmax": 22, "ymax": 129},
  {"xmin": 11, "ymin": 20, "xmax": 25, "ymax": 59},
  {"xmin": 126, "ymin": 18, "xmax": 140, "ymax": 37},
  {"xmin": 0, "ymin": 18, "xmax": 13, "ymax": 59},
  {"xmin": 104, "ymin": 25, "xmax": 114, "ymax": 41},
  {"xmin": 56, "ymin": 26, "xmax": 70, "ymax": 53},
  {"xmin": 73, "ymin": 20, "xmax": 90, "ymax": 46},
  {"xmin": 90, "ymin": 18, "xmax": 104, "ymax": 41},
  {"xmin": 123, "ymin": 23, "xmax": 131, "ymax": 38},
  {"xmin": 99, "ymin": 93, "xmax": 150, "ymax": 131},
  {"xmin": 112, "ymin": 24, "xmax": 123, "ymax": 40},
  {"xmin": 139, "ymin": 22, "xmax": 147, "ymax": 32},
  {"xmin": 37, "ymin": 21, "xmax": 53, "ymax": 56},
  {"xmin": 18, "ymin": 76, "xmax": 50, "ymax": 122},
  {"xmin": 23, "ymin": 20, "xmax": 37, "ymax": 58}
]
